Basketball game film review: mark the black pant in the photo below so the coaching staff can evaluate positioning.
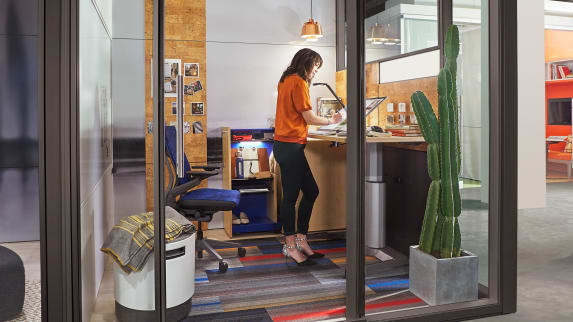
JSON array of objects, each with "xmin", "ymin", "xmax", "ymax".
[{"xmin": 273, "ymin": 141, "xmax": 319, "ymax": 236}]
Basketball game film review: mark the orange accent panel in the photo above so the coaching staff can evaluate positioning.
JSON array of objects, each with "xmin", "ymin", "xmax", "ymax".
[
  {"xmin": 545, "ymin": 81, "xmax": 573, "ymax": 152},
  {"xmin": 545, "ymin": 30, "xmax": 573, "ymax": 62}
]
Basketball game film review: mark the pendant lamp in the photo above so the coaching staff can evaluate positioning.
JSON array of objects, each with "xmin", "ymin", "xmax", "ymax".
[
  {"xmin": 384, "ymin": 22, "xmax": 401, "ymax": 46},
  {"xmin": 301, "ymin": 0, "xmax": 323, "ymax": 41},
  {"xmin": 366, "ymin": 22, "xmax": 386, "ymax": 45}
]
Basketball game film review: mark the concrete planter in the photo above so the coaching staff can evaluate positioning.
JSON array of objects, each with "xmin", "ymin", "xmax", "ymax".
[{"xmin": 409, "ymin": 245, "xmax": 478, "ymax": 306}]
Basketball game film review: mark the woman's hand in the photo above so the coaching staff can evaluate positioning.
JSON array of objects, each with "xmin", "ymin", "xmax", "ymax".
[{"xmin": 331, "ymin": 112, "xmax": 343, "ymax": 124}]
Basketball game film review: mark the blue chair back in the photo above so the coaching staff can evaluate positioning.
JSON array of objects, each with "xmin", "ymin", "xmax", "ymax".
[{"xmin": 165, "ymin": 126, "xmax": 192, "ymax": 184}]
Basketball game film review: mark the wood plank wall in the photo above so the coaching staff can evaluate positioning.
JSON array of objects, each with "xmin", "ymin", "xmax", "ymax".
[
  {"xmin": 144, "ymin": 0, "xmax": 208, "ymax": 211},
  {"xmin": 377, "ymin": 76, "xmax": 438, "ymax": 127},
  {"xmin": 335, "ymin": 63, "xmax": 438, "ymax": 128}
]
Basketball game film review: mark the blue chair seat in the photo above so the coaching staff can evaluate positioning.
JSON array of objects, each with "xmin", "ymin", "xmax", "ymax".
[{"xmin": 179, "ymin": 188, "xmax": 240, "ymax": 211}]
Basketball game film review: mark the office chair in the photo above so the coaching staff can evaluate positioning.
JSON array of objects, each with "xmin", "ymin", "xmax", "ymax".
[{"xmin": 164, "ymin": 126, "xmax": 246, "ymax": 272}]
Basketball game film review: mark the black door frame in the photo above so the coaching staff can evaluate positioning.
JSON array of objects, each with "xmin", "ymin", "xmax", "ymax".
[
  {"xmin": 39, "ymin": 0, "xmax": 169, "ymax": 320},
  {"xmin": 343, "ymin": 0, "xmax": 517, "ymax": 320},
  {"xmin": 40, "ymin": 0, "xmax": 516, "ymax": 321},
  {"xmin": 39, "ymin": 0, "xmax": 81, "ymax": 320}
]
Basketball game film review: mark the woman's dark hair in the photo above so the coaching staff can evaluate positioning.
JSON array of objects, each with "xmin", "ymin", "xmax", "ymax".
[{"xmin": 279, "ymin": 48, "xmax": 323, "ymax": 83}]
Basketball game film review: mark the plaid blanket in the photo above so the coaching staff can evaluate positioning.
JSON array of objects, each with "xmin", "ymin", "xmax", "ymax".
[{"xmin": 101, "ymin": 206, "xmax": 195, "ymax": 274}]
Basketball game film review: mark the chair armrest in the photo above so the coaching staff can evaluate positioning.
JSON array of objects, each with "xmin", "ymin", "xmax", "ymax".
[
  {"xmin": 191, "ymin": 164, "xmax": 221, "ymax": 171},
  {"xmin": 187, "ymin": 170, "xmax": 219, "ymax": 179},
  {"xmin": 166, "ymin": 177, "xmax": 202, "ymax": 208}
]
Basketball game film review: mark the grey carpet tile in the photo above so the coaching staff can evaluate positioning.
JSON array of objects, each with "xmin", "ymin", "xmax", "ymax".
[
  {"xmin": 188, "ymin": 296, "xmax": 224, "ymax": 316},
  {"xmin": 204, "ymin": 258, "xmax": 339, "ymax": 282},
  {"xmin": 194, "ymin": 273, "xmax": 321, "ymax": 298},
  {"xmin": 184, "ymin": 308, "xmax": 273, "ymax": 322}
]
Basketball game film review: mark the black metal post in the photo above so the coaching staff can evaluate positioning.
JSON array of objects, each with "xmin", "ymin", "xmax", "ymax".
[
  {"xmin": 153, "ymin": 0, "xmax": 167, "ymax": 320},
  {"xmin": 345, "ymin": 0, "xmax": 366, "ymax": 320}
]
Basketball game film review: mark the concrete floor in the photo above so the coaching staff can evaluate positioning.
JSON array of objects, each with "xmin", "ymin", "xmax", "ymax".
[{"xmin": 472, "ymin": 182, "xmax": 573, "ymax": 322}]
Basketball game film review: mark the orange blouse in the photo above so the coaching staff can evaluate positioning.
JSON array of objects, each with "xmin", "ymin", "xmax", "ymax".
[{"xmin": 274, "ymin": 75, "xmax": 313, "ymax": 144}]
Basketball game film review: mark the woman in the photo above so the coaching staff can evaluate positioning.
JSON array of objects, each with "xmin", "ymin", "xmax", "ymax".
[{"xmin": 274, "ymin": 48, "xmax": 342, "ymax": 266}]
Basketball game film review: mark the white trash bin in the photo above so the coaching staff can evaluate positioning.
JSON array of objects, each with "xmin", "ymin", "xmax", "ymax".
[{"xmin": 114, "ymin": 232, "xmax": 196, "ymax": 322}]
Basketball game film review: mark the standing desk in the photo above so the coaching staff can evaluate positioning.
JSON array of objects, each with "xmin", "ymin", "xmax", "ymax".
[{"xmin": 306, "ymin": 133, "xmax": 425, "ymax": 260}]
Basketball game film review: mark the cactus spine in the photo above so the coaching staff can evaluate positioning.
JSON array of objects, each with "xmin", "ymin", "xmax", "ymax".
[{"xmin": 411, "ymin": 25, "xmax": 462, "ymax": 258}]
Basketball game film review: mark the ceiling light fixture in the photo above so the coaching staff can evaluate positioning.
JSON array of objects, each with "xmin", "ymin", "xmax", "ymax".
[
  {"xmin": 367, "ymin": 14, "xmax": 387, "ymax": 45},
  {"xmin": 383, "ymin": 22, "xmax": 401, "ymax": 46},
  {"xmin": 301, "ymin": 0, "xmax": 323, "ymax": 41}
]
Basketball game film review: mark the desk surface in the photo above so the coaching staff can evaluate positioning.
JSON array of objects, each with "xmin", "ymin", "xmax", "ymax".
[{"xmin": 308, "ymin": 133, "xmax": 426, "ymax": 144}]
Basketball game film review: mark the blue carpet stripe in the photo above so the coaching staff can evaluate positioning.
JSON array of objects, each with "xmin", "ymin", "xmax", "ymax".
[
  {"xmin": 192, "ymin": 301, "xmax": 222, "ymax": 307},
  {"xmin": 367, "ymin": 279, "xmax": 409, "ymax": 288}
]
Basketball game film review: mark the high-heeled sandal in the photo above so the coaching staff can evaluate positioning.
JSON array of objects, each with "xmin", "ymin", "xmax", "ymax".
[
  {"xmin": 282, "ymin": 244, "xmax": 315, "ymax": 266},
  {"xmin": 295, "ymin": 237, "xmax": 325, "ymax": 259}
]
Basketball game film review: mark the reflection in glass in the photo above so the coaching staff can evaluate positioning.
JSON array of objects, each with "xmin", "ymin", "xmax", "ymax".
[
  {"xmin": 454, "ymin": 0, "xmax": 489, "ymax": 287},
  {"xmin": 365, "ymin": 0, "xmax": 438, "ymax": 62}
]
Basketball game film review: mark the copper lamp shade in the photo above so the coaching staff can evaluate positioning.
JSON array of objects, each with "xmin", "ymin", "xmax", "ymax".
[
  {"xmin": 366, "ymin": 23, "xmax": 386, "ymax": 44},
  {"xmin": 301, "ymin": 18, "xmax": 323, "ymax": 41}
]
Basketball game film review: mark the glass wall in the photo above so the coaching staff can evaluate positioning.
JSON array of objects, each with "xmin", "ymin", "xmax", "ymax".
[
  {"xmin": 365, "ymin": 0, "xmax": 438, "ymax": 63},
  {"xmin": 453, "ymin": 0, "xmax": 489, "ymax": 287},
  {"xmin": 362, "ymin": 0, "xmax": 491, "ymax": 318}
]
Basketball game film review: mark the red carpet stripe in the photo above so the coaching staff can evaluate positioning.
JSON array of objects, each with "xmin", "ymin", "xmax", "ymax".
[
  {"xmin": 272, "ymin": 297, "xmax": 423, "ymax": 321},
  {"xmin": 240, "ymin": 247, "xmax": 347, "ymax": 262}
]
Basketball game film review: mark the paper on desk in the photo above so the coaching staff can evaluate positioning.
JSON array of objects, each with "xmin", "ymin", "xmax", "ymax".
[{"xmin": 318, "ymin": 108, "xmax": 347, "ymax": 131}]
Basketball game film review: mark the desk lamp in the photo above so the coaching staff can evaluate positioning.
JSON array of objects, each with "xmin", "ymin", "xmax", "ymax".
[{"xmin": 313, "ymin": 83, "xmax": 346, "ymax": 111}]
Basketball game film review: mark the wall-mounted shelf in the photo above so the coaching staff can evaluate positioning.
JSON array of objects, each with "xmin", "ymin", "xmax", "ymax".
[
  {"xmin": 546, "ymin": 59, "xmax": 573, "ymax": 81},
  {"xmin": 546, "ymin": 79, "xmax": 573, "ymax": 85}
]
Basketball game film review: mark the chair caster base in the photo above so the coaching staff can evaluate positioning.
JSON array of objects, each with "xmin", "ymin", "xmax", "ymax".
[
  {"xmin": 219, "ymin": 261, "xmax": 228, "ymax": 273},
  {"xmin": 238, "ymin": 247, "xmax": 246, "ymax": 257}
]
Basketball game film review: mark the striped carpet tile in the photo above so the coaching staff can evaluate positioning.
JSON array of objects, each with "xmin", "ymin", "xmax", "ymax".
[{"xmin": 187, "ymin": 237, "xmax": 427, "ymax": 321}]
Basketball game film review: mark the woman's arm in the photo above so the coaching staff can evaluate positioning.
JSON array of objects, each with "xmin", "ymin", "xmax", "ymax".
[{"xmin": 301, "ymin": 110, "xmax": 341, "ymax": 126}]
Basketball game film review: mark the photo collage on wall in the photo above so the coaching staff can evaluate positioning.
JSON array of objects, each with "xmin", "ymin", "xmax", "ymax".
[{"xmin": 163, "ymin": 59, "xmax": 204, "ymax": 133}]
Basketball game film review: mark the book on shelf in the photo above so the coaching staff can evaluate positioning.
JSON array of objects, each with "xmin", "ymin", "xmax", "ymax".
[{"xmin": 549, "ymin": 63, "xmax": 573, "ymax": 80}]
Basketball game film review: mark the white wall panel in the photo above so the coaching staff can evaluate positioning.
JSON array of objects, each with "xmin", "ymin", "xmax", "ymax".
[
  {"xmin": 379, "ymin": 49, "xmax": 440, "ymax": 83},
  {"xmin": 112, "ymin": 0, "xmax": 145, "ymax": 39},
  {"xmin": 81, "ymin": 166, "xmax": 114, "ymax": 322},
  {"xmin": 93, "ymin": 0, "xmax": 112, "ymax": 35},
  {"xmin": 207, "ymin": 0, "xmax": 336, "ymax": 46},
  {"xmin": 80, "ymin": 0, "xmax": 112, "ymax": 203},
  {"xmin": 206, "ymin": 43, "xmax": 337, "ymax": 136},
  {"xmin": 79, "ymin": 0, "xmax": 114, "ymax": 319},
  {"xmin": 518, "ymin": 0, "xmax": 546, "ymax": 209},
  {"xmin": 112, "ymin": 39, "xmax": 146, "ymax": 139}
]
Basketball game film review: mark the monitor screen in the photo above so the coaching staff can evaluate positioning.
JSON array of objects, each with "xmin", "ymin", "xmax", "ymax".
[{"xmin": 548, "ymin": 98, "xmax": 572, "ymax": 125}]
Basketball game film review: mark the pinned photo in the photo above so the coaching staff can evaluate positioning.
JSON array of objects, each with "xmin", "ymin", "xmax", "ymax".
[
  {"xmin": 164, "ymin": 79, "xmax": 177, "ymax": 95},
  {"xmin": 191, "ymin": 80, "xmax": 203, "ymax": 92},
  {"xmin": 191, "ymin": 102, "xmax": 204, "ymax": 116},
  {"xmin": 184, "ymin": 84, "xmax": 194, "ymax": 96},
  {"xmin": 193, "ymin": 121, "xmax": 203, "ymax": 134},
  {"xmin": 164, "ymin": 59, "xmax": 181, "ymax": 97},
  {"xmin": 184, "ymin": 63, "xmax": 199, "ymax": 77}
]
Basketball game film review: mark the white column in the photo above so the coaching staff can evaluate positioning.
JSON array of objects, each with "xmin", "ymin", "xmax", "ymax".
[{"xmin": 517, "ymin": 0, "xmax": 546, "ymax": 209}]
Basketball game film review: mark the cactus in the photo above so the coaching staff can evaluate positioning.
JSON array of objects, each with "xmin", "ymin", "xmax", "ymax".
[{"xmin": 411, "ymin": 25, "xmax": 462, "ymax": 258}]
